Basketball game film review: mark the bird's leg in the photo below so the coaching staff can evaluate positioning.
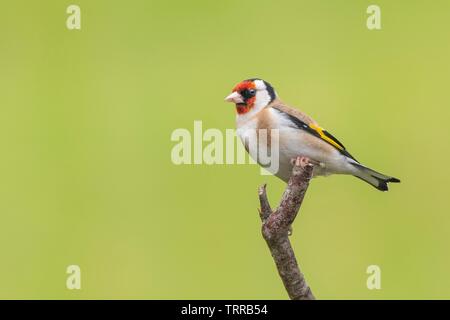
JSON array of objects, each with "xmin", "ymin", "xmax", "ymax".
[{"xmin": 290, "ymin": 156, "xmax": 317, "ymax": 167}]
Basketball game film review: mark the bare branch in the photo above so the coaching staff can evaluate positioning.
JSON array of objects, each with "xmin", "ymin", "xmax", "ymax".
[
  {"xmin": 258, "ymin": 184, "xmax": 272, "ymax": 221},
  {"xmin": 258, "ymin": 156, "xmax": 315, "ymax": 300}
]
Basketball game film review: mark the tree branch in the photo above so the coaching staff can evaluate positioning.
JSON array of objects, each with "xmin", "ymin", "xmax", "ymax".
[{"xmin": 258, "ymin": 156, "xmax": 315, "ymax": 300}]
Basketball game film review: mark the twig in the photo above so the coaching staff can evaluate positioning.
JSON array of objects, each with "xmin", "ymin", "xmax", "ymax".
[{"xmin": 258, "ymin": 156, "xmax": 315, "ymax": 300}]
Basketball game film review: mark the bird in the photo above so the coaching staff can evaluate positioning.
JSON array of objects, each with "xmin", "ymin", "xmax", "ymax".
[{"xmin": 224, "ymin": 78, "xmax": 400, "ymax": 191}]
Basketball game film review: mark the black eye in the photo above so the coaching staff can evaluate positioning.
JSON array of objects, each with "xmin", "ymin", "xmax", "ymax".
[{"xmin": 241, "ymin": 89, "xmax": 256, "ymax": 99}]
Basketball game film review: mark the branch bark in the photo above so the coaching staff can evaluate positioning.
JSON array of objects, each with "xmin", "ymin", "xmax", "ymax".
[{"xmin": 258, "ymin": 156, "xmax": 315, "ymax": 300}]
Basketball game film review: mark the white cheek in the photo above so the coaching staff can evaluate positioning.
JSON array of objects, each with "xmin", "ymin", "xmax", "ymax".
[
  {"xmin": 254, "ymin": 91, "xmax": 271, "ymax": 111},
  {"xmin": 253, "ymin": 80, "xmax": 266, "ymax": 90}
]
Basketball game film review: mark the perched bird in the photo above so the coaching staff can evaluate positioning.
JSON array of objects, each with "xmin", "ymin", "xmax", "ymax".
[{"xmin": 224, "ymin": 78, "xmax": 400, "ymax": 191}]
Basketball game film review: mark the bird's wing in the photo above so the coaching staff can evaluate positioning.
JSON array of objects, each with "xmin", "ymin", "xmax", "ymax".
[{"xmin": 271, "ymin": 103, "xmax": 358, "ymax": 162}]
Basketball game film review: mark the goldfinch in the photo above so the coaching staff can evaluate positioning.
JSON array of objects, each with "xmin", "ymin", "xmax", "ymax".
[{"xmin": 224, "ymin": 78, "xmax": 400, "ymax": 191}]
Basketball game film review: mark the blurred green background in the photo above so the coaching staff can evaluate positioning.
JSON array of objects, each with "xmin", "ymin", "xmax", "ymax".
[{"xmin": 1, "ymin": 0, "xmax": 450, "ymax": 299}]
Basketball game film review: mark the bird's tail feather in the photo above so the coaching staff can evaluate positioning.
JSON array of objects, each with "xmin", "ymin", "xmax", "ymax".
[{"xmin": 350, "ymin": 162, "xmax": 400, "ymax": 191}]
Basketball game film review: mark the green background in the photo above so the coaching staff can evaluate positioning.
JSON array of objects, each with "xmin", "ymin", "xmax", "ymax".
[{"xmin": 1, "ymin": 0, "xmax": 449, "ymax": 299}]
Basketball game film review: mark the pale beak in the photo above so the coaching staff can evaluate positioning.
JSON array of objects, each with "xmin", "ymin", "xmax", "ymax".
[{"xmin": 224, "ymin": 92, "xmax": 244, "ymax": 104}]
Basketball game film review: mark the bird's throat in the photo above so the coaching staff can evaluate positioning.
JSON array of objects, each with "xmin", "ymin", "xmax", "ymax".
[{"xmin": 236, "ymin": 103, "xmax": 253, "ymax": 115}]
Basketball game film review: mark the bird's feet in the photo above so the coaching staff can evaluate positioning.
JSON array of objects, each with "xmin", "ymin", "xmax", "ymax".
[{"xmin": 290, "ymin": 156, "xmax": 317, "ymax": 168}]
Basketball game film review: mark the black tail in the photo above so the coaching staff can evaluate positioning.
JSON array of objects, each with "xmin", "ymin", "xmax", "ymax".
[{"xmin": 351, "ymin": 162, "xmax": 400, "ymax": 191}]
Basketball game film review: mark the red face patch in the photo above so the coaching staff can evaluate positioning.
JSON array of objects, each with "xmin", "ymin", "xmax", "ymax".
[
  {"xmin": 232, "ymin": 80, "xmax": 256, "ymax": 93},
  {"xmin": 232, "ymin": 81, "xmax": 257, "ymax": 114}
]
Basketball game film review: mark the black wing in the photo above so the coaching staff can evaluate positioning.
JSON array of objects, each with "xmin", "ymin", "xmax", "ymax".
[{"xmin": 273, "ymin": 108, "xmax": 358, "ymax": 162}]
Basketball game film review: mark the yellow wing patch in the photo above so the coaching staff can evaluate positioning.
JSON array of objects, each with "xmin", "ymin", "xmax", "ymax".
[{"xmin": 309, "ymin": 123, "xmax": 344, "ymax": 151}]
